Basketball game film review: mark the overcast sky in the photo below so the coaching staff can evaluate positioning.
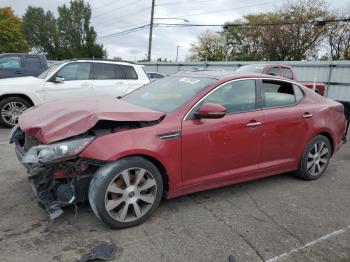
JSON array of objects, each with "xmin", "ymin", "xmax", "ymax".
[{"xmin": 1, "ymin": 0, "xmax": 349, "ymax": 61}]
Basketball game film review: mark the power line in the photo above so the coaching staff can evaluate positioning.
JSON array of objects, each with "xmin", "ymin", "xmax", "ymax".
[
  {"xmin": 175, "ymin": 0, "xmax": 287, "ymax": 18},
  {"xmin": 154, "ymin": 17, "xmax": 350, "ymax": 27},
  {"xmin": 156, "ymin": 0, "xmax": 216, "ymax": 7},
  {"xmin": 97, "ymin": 24, "xmax": 150, "ymax": 39},
  {"xmin": 96, "ymin": 17, "xmax": 350, "ymax": 40},
  {"xmin": 92, "ymin": 0, "xmax": 141, "ymax": 18},
  {"xmin": 91, "ymin": 0, "xmax": 122, "ymax": 11},
  {"xmin": 93, "ymin": 6, "xmax": 151, "ymax": 28}
]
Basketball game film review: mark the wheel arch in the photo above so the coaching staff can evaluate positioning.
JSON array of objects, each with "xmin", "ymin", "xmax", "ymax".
[
  {"xmin": 116, "ymin": 154, "xmax": 170, "ymax": 197},
  {"xmin": 0, "ymin": 93, "xmax": 34, "ymax": 106},
  {"xmin": 317, "ymin": 131, "xmax": 334, "ymax": 155}
]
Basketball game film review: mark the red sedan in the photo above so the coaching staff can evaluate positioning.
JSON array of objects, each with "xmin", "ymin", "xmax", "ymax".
[{"xmin": 10, "ymin": 71, "xmax": 346, "ymax": 228}]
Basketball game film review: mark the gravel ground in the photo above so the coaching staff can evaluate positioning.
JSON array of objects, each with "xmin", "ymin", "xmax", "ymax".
[{"xmin": 0, "ymin": 127, "xmax": 349, "ymax": 262}]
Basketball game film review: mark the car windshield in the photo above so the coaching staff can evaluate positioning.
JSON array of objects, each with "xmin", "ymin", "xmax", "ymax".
[
  {"xmin": 37, "ymin": 64, "xmax": 60, "ymax": 79},
  {"xmin": 234, "ymin": 64, "xmax": 265, "ymax": 73},
  {"xmin": 123, "ymin": 76, "xmax": 216, "ymax": 112}
]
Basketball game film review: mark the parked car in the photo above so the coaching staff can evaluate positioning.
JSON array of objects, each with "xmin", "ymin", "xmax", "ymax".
[
  {"xmin": 235, "ymin": 64, "xmax": 326, "ymax": 95},
  {"xmin": 146, "ymin": 72, "xmax": 166, "ymax": 81},
  {"xmin": 0, "ymin": 60, "xmax": 149, "ymax": 127},
  {"xmin": 0, "ymin": 53, "xmax": 48, "ymax": 79},
  {"xmin": 10, "ymin": 70, "xmax": 345, "ymax": 228}
]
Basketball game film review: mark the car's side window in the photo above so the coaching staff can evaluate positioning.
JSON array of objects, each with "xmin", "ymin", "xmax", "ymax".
[
  {"xmin": 267, "ymin": 67, "xmax": 281, "ymax": 76},
  {"xmin": 201, "ymin": 80, "xmax": 256, "ymax": 114},
  {"xmin": 0, "ymin": 56, "xmax": 21, "ymax": 69},
  {"xmin": 293, "ymin": 84, "xmax": 304, "ymax": 102},
  {"xmin": 121, "ymin": 65, "xmax": 138, "ymax": 80},
  {"xmin": 263, "ymin": 80, "xmax": 297, "ymax": 108},
  {"xmin": 56, "ymin": 63, "xmax": 91, "ymax": 81},
  {"xmin": 93, "ymin": 63, "xmax": 125, "ymax": 80},
  {"xmin": 282, "ymin": 67, "xmax": 294, "ymax": 80},
  {"xmin": 24, "ymin": 56, "xmax": 41, "ymax": 69}
]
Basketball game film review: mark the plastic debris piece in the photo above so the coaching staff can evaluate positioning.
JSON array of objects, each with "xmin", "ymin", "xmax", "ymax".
[
  {"xmin": 228, "ymin": 254, "xmax": 236, "ymax": 262},
  {"xmin": 78, "ymin": 243, "xmax": 117, "ymax": 262}
]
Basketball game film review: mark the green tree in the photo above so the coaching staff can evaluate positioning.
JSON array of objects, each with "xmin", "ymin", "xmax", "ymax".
[
  {"xmin": 57, "ymin": 0, "xmax": 106, "ymax": 59},
  {"xmin": 22, "ymin": 7, "xmax": 59, "ymax": 59},
  {"xmin": 22, "ymin": 0, "xmax": 106, "ymax": 59},
  {"xmin": 0, "ymin": 7, "xmax": 29, "ymax": 53}
]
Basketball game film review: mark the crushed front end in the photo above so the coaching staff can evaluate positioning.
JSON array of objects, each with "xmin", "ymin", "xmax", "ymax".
[{"xmin": 9, "ymin": 126, "xmax": 101, "ymax": 219}]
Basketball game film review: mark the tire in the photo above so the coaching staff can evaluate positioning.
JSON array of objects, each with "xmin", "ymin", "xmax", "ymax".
[
  {"xmin": 88, "ymin": 156, "xmax": 163, "ymax": 229},
  {"xmin": 295, "ymin": 135, "xmax": 332, "ymax": 181},
  {"xmin": 0, "ymin": 97, "xmax": 31, "ymax": 128}
]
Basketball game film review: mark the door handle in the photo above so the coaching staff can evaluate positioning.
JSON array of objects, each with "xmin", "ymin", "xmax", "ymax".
[
  {"xmin": 80, "ymin": 82, "xmax": 90, "ymax": 87},
  {"xmin": 15, "ymin": 71, "xmax": 23, "ymax": 74},
  {"xmin": 246, "ymin": 121, "xmax": 262, "ymax": 127},
  {"xmin": 303, "ymin": 112, "xmax": 313, "ymax": 119}
]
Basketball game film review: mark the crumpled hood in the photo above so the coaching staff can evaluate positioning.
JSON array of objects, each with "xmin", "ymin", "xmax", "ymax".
[{"xmin": 18, "ymin": 96, "xmax": 165, "ymax": 144}]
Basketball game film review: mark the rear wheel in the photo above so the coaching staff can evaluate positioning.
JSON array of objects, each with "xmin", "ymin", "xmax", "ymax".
[
  {"xmin": 0, "ymin": 97, "xmax": 31, "ymax": 128},
  {"xmin": 295, "ymin": 135, "xmax": 331, "ymax": 180},
  {"xmin": 88, "ymin": 156, "xmax": 163, "ymax": 229}
]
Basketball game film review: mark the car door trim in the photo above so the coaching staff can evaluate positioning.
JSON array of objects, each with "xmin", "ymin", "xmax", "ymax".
[{"xmin": 158, "ymin": 131, "xmax": 182, "ymax": 139}]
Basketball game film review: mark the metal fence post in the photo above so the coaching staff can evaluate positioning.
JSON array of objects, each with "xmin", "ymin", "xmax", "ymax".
[{"xmin": 326, "ymin": 61, "xmax": 334, "ymax": 98}]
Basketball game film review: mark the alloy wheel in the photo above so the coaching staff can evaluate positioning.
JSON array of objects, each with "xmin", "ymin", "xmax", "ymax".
[
  {"xmin": 104, "ymin": 167, "xmax": 157, "ymax": 223},
  {"xmin": 1, "ymin": 101, "xmax": 27, "ymax": 126},
  {"xmin": 306, "ymin": 141, "xmax": 330, "ymax": 176}
]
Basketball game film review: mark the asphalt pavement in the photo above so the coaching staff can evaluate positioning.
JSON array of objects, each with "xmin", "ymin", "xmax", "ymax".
[{"xmin": 0, "ymin": 127, "xmax": 349, "ymax": 262}]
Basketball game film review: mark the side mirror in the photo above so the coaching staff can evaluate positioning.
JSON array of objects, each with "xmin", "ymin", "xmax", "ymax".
[
  {"xmin": 196, "ymin": 103, "xmax": 226, "ymax": 119},
  {"xmin": 54, "ymin": 76, "xmax": 64, "ymax": 83}
]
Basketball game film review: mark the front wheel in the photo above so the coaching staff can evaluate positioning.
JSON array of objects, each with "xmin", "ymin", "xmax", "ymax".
[
  {"xmin": 88, "ymin": 156, "xmax": 163, "ymax": 229},
  {"xmin": 0, "ymin": 97, "xmax": 31, "ymax": 128},
  {"xmin": 295, "ymin": 135, "xmax": 331, "ymax": 180}
]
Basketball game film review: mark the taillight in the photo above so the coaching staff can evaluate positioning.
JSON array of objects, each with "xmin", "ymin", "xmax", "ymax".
[{"xmin": 334, "ymin": 104, "xmax": 344, "ymax": 114}]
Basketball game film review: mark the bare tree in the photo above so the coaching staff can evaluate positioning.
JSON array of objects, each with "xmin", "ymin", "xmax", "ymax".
[
  {"xmin": 188, "ymin": 30, "xmax": 228, "ymax": 61},
  {"xmin": 327, "ymin": 11, "xmax": 350, "ymax": 60}
]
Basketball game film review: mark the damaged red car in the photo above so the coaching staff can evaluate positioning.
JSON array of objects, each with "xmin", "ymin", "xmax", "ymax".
[{"xmin": 10, "ymin": 71, "xmax": 346, "ymax": 229}]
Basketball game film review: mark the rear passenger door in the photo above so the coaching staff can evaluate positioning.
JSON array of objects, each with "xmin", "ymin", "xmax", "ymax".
[
  {"xmin": 258, "ymin": 79, "xmax": 312, "ymax": 170},
  {"xmin": 92, "ymin": 63, "xmax": 128, "ymax": 97}
]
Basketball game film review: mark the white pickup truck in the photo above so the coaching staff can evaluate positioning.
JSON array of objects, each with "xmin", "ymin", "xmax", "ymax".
[{"xmin": 0, "ymin": 60, "xmax": 150, "ymax": 127}]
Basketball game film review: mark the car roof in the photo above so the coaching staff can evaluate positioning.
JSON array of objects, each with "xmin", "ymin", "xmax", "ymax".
[
  {"xmin": 65, "ymin": 59, "xmax": 137, "ymax": 66},
  {"xmin": 238, "ymin": 63, "xmax": 291, "ymax": 68},
  {"xmin": 173, "ymin": 69, "xmax": 287, "ymax": 81}
]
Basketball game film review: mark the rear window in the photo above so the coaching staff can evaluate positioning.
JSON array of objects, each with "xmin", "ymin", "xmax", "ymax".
[
  {"xmin": 121, "ymin": 65, "xmax": 138, "ymax": 80},
  {"xmin": 267, "ymin": 67, "xmax": 281, "ymax": 76},
  {"xmin": 282, "ymin": 67, "xmax": 294, "ymax": 80}
]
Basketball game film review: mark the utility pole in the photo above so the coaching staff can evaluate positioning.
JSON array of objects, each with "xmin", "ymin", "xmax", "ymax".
[{"xmin": 147, "ymin": 0, "xmax": 156, "ymax": 62}]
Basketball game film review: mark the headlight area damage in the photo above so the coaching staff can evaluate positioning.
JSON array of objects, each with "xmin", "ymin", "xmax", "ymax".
[
  {"xmin": 9, "ymin": 96, "xmax": 165, "ymax": 220},
  {"xmin": 9, "ymin": 119, "xmax": 162, "ymax": 220}
]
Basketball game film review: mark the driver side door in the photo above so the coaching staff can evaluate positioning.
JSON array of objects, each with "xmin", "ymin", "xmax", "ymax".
[
  {"xmin": 44, "ymin": 62, "xmax": 93, "ymax": 102},
  {"xmin": 181, "ymin": 79, "xmax": 264, "ymax": 190}
]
